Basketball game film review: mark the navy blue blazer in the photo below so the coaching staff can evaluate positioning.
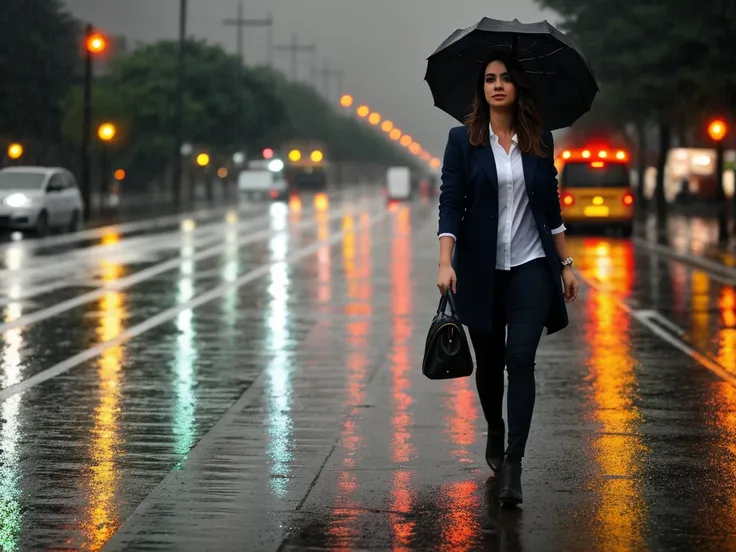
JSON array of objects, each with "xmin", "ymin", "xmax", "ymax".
[{"xmin": 437, "ymin": 125, "xmax": 569, "ymax": 335}]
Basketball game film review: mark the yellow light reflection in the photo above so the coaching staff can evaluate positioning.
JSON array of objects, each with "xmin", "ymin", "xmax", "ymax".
[
  {"xmin": 0, "ymin": 300, "xmax": 25, "ymax": 551},
  {"xmin": 5, "ymin": 246, "xmax": 23, "ymax": 271},
  {"xmin": 712, "ymin": 285, "xmax": 736, "ymax": 535},
  {"xmin": 82, "ymin": 256, "xmax": 126, "ymax": 550},
  {"xmin": 690, "ymin": 271, "xmax": 711, "ymax": 352},
  {"xmin": 101, "ymin": 230, "xmax": 119, "ymax": 246},
  {"xmin": 316, "ymin": 204, "xmax": 331, "ymax": 304},
  {"xmin": 314, "ymin": 192, "xmax": 329, "ymax": 211},
  {"xmin": 575, "ymin": 237, "xmax": 648, "ymax": 548}
]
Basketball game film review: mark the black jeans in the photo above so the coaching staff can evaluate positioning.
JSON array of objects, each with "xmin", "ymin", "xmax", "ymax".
[{"xmin": 468, "ymin": 258, "xmax": 552, "ymax": 458}]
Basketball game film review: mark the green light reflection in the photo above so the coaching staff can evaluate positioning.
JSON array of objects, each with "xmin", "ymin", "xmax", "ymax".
[
  {"xmin": 172, "ymin": 245, "xmax": 197, "ymax": 467},
  {"xmin": 265, "ymin": 207, "xmax": 293, "ymax": 497},
  {"xmin": 0, "ymin": 300, "xmax": 25, "ymax": 552}
]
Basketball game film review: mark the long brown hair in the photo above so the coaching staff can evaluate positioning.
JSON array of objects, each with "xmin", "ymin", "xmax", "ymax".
[{"xmin": 465, "ymin": 53, "xmax": 548, "ymax": 157}]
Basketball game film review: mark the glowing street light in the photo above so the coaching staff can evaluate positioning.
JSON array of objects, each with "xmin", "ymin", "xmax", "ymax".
[
  {"xmin": 114, "ymin": 169, "xmax": 126, "ymax": 181},
  {"xmin": 708, "ymin": 119, "xmax": 727, "ymax": 142},
  {"xmin": 356, "ymin": 105, "xmax": 370, "ymax": 118},
  {"xmin": 97, "ymin": 122, "xmax": 116, "ymax": 142},
  {"xmin": 381, "ymin": 120, "xmax": 394, "ymax": 132},
  {"xmin": 409, "ymin": 142, "xmax": 421, "ymax": 155},
  {"xmin": 340, "ymin": 94, "xmax": 354, "ymax": 108},
  {"xmin": 7, "ymin": 143, "xmax": 23, "ymax": 160},
  {"xmin": 430, "ymin": 157, "xmax": 441, "ymax": 169},
  {"xmin": 368, "ymin": 112, "xmax": 381, "ymax": 125},
  {"xmin": 196, "ymin": 153, "xmax": 210, "ymax": 167},
  {"xmin": 86, "ymin": 33, "xmax": 108, "ymax": 55},
  {"xmin": 389, "ymin": 129, "xmax": 402, "ymax": 141},
  {"xmin": 400, "ymin": 135, "xmax": 413, "ymax": 147}
]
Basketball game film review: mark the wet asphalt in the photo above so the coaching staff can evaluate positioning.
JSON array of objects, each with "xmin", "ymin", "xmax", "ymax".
[{"xmin": 0, "ymin": 190, "xmax": 735, "ymax": 551}]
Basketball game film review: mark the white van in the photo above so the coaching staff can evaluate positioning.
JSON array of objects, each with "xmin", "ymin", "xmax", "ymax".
[{"xmin": 238, "ymin": 159, "xmax": 288, "ymax": 200}]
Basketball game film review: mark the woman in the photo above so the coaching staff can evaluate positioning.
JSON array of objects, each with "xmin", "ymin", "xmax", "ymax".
[{"xmin": 436, "ymin": 53, "xmax": 579, "ymax": 506}]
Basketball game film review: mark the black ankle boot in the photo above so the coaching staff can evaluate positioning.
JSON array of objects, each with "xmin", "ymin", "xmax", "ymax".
[
  {"xmin": 485, "ymin": 422, "xmax": 505, "ymax": 473},
  {"xmin": 498, "ymin": 458, "xmax": 522, "ymax": 506}
]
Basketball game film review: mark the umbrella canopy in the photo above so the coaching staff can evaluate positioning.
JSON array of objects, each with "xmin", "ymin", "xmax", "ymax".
[{"xmin": 424, "ymin": 18, "xmax": 599, "ymax": 131}]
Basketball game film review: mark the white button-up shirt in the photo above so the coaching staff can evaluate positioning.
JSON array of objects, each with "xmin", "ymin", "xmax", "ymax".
[{"xmin": 439, "ymin": 125, "xmax": 566, "ymax": 271}]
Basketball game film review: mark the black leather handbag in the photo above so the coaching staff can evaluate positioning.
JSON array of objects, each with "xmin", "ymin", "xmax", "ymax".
[{"xmin": 422, "ymin": 291, "xmax": 474, "ymax": 380}]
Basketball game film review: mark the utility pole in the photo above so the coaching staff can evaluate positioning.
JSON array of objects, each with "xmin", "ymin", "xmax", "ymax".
[
  {"xmin": 312, "ymin": 60, "xmax": 344, "ymax": 102},
  {"xmin": 273, "ymin": 33, "xmax": 316, "ymax": 82},
  {"xmin": 222, "ymin": 2, "xmax": 272, "ymax": 65}
]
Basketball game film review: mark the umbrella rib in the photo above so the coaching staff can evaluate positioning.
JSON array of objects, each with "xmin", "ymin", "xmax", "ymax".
[{"xmin": 518, "ymin": 46, "xmax": 566, "ymax": 62}]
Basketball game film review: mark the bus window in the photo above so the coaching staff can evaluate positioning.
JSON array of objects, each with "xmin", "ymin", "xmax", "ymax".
[{"xmin": 562, "ymin": 162, "xmax": 629, "ymax": 188}]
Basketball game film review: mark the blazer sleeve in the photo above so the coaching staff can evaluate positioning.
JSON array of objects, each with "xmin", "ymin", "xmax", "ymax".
[
  {"xmin": 437, "ymin": 127, "xmax": 467, "ymax": 238},
  {"xmin": 542, "ymin": 130, "xmax": 565, "ymax": 232}
]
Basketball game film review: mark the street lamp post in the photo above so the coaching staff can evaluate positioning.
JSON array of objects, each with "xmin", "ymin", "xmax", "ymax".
[
  {"xmin": 173, "ymin": 0, "xmax": 187, "ymax": 210},
  {"xmin": 708, "ymin": 119, "xmax": 728, "ymax": 242},
  {"xmin": 81, "ymin": 25, "xmax": 107, "ymax": 221}
]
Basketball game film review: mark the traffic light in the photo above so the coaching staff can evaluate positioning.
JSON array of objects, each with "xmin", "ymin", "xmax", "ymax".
[{"xmin": 86, "ymin": 32, "xmax": 107, "ymax": 55}]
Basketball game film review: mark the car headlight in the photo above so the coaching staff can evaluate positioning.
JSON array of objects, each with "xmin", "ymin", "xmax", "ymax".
[
  {"xmin": 268, "ymin": 159, "xmax": 285, "ymax": 172},
  {"xmin": 4, "ymin": 193, "xmax": 31, "ymax": 208}
]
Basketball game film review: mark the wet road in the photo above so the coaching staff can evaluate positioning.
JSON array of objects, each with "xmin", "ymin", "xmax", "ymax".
[{"xmin": 1, "ymin": 191, "xmax": 736, "ymax": 551}]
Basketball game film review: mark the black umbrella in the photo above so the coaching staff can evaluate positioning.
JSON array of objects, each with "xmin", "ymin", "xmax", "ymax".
[{"xmin": 424, "ymin": 18, "xmax": 599, "ymax": 130}]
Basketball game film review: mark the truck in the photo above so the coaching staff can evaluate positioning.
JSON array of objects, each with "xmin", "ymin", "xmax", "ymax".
[{"xmin": 386, "ymin": 166, "xmax": 412, "ymax": 201}]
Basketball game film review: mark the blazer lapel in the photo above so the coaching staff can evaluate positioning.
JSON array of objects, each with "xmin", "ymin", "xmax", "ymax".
[
  {"xmin": 476, "ymin": 145, "xmax": 498, "ymax": 191},
  {"xmin": 521, "ymin": 153, "xmax": 538, "ymax": 199}
]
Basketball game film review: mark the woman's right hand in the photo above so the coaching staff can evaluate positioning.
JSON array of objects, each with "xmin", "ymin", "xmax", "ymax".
[{"xmin": 437, "ymin": 264, "xmax": 457, "ymax": 295}]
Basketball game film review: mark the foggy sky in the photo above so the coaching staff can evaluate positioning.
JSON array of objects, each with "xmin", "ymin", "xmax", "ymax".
[{"xmin": 64, "ymin": 0, "xmax": 559, "ymax": 158}]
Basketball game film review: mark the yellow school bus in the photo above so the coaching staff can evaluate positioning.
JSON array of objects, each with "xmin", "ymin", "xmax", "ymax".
[{"xmin": 555, "ymin": 146, "xmax": 634, "ymax": 236}]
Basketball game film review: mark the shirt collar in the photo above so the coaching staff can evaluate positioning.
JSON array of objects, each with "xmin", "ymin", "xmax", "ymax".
[{"xmin": 489, "ymin": 123, "xmax": 518, "ymax": 145}]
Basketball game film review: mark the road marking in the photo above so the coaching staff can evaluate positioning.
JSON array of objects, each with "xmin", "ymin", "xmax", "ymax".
[
  {"xmin": 0, "ymin": 207, "xmax": 390, "ymax": 401},
  {"xmin": 0, "ymin": 202, "xmax": 353, "ymax": 334},
  {"xmin": 633, "ymin": 237, "xmax": 736, "ymax": 286},
  {"xmin": 635, "ymin": 309, "xmax": 686, "ymax": 336},
  {"xmin": 577, "ymin": 272, "xmax": 736, "ymax": 387},
  {"xmin": 0, "ymin": 204, "xmax": 233, "ymax": 253},
  {"xmin": 0, "ymin": 203, "xmax": 320, "ymax": 282}
]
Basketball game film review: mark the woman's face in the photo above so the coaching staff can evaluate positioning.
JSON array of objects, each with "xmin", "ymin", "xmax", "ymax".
[{"xmin": 484, "ymin": 60, "xmax": 517, "ymax": 109}]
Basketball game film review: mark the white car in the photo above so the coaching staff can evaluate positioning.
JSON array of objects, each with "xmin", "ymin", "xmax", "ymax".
[{"xmin": 0, "ymin": 166, "xmax": 84, "ymax": 235}]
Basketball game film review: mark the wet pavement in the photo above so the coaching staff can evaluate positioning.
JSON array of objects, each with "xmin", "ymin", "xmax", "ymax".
[{"xmin": 1, "ymin": 191, "xmax": 736, "ymax": 551}]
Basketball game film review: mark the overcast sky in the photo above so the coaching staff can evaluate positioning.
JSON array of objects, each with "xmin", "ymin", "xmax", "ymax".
[{"xmin": 64, "ymin": 0, "xmax": 559, "ymax": 157}]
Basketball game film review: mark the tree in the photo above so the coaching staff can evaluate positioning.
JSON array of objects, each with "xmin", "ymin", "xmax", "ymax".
[
  {"xmin": 62, "ymin": 39, "xmax": 287, "ymax": 186},
  {"xmin": 0, "ymin": 0, "xmax": 78, "ymax": 148},
  {"xmin": 253, "ymin": 68, "xmax": 420, "ymax": 168},
  {"xmin": 535, "ymin": 0, "xmax": 736, "ymax": 218}
]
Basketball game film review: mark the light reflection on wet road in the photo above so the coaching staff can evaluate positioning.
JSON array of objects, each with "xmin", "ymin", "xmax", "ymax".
[{"xmin": 2, "ymin": 194, "xmax": 736, "ymax": 551}]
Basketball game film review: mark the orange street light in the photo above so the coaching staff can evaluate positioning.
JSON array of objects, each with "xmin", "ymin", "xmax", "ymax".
[
  {"xmin": 114, "ymin": 169, "xmax": 126, "ymax": 181},
  {"xmin": 86, "ymin": 32, "xmax": 108, "ymax": 54},
  {"xmin": 368, "ymin": 112, "xmax": 381, "ymax": 125},
  {"xmin": 389, "ymin": 129, "xmax": 402, "ymax": 141},
  {"xmin": 97, "ymin": 122, "xmax": 116, "ymax": 142},
  {"xmin": 708, "ymin": 119, "xmax": 727, "ymax": 142},
  {"xmin": 400, "ymin": 135, "xmax": 413, "ymax": 147},
  {"xmin": 356, "ymin": 105, "xmax": 370, "ymax": 118},
  {"xmin": 430, "ymin": 157, "xmax": 441, "ymax": 169},
  {"xmin": 7, "ymin": 143, "xmax": 23, "ymax": 160},
  {"xmin": 381, "ymin": 120, "xmax": 394, "ymax": 132},
  {"xmin": 409, "ymin": 142, "xmax": 421, "ymax": 155},
  {"xmin": 340, "ymin": 94, "xmax": 354, "ymax": 108}
]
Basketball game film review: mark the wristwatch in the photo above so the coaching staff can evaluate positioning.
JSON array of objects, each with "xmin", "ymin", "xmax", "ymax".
[{"xmin": 561, "ymin": 256, "xmax": 574, "ymax": 268}]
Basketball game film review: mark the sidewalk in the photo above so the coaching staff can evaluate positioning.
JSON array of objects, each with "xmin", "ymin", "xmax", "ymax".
[{"xmin": 636, "ymin": 212, "xmax": 736, "ymax": 280}]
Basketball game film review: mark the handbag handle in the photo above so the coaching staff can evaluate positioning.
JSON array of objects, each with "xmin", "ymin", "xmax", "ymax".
[{"xmin": 436, "ymin": 290, "xmax": 458, "ymax": 316}]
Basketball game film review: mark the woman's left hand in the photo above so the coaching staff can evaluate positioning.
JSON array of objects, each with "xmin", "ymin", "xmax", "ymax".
[{"xmin": 562, "ymin": 267, "xmax": 579, "ymax": 302}]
